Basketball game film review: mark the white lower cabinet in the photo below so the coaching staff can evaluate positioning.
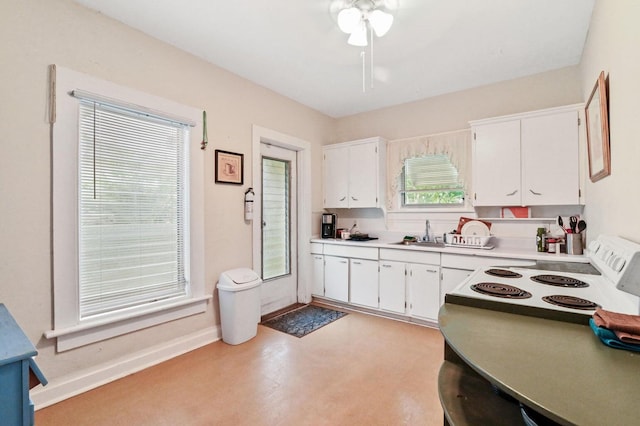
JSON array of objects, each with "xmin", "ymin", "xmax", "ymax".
[
  {"xmin": 324, "ymin": 255, "xmax": 349, "ymax": 302},
  {"xmin": 440, "ymin": 268, "xmax": 473, "ymax": 305},
  {"xmin": 349, "ymin": 258, "xmax": 379, "ymax": 308},
  {"xmin": 408, "ymin": 264, "xmax": 441, "ymax": 321},
  {"xmin": 379, "ymin": 260, "xmax": 406, "ymax": 314},
  {"xmin": 311, "ymin": 254, "xmax": 325, "ymax": 296}
]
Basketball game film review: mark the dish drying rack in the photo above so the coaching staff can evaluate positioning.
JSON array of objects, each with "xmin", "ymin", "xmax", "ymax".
[{"xmin": 444, "ymin": 234, "xmax": 493, "ymax": 249}]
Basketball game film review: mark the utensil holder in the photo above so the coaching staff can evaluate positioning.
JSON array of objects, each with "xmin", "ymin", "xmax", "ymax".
[{"xmin": 566, "ymin": 233, "xmax": 583, "ymax": 255}]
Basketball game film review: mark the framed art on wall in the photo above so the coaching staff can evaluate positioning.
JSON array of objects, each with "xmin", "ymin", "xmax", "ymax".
[
  {"xmin": 215, "ymin": 150, "xmax": 243, "ymax": 185},
  {"xmin": 585, "ymin": 71, "xmax": 611, "ymax": 182}
]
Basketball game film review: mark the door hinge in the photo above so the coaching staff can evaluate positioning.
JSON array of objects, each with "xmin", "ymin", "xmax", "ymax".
[
  {"xmin": 578, "ymin": 117, "xmax": 581, "ymax": 126},
  {"xmin": 474, "ymin": 193, "xmax": 477, "ymax": 200},
  {"xmin": 579, "ymin": 188, "xmax": 582, "ymax": 198},
  {"xmin": 473, "ymin": 132, "xmax": 476, "ymax": 140}
]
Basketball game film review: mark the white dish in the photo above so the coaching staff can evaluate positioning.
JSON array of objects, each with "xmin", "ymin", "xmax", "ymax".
[{"xmin": 460, "ymin": 220, "xmax": 490, "ymax": 236}]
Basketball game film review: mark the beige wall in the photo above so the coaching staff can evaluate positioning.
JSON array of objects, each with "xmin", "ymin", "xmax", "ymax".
[
  {"xmin": 333, "ymin": 66, "xmax": 583, "ymax": 143},
  {"xmin": 0, "ymin": 0, "xmax": 333, "ymax": 381},
  {"xmin": 579, "ymin": 0, "xmax": 640, "ymax": 243}
]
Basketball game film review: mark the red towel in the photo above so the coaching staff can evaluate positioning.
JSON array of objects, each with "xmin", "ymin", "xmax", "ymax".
[{"xmin": 593, "ymin": 308, "xmax": 640, "ymax": 344}]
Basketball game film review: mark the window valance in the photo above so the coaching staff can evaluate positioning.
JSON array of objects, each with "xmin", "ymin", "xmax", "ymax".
[{"xmin": 387, "ymin": 129, "xmax": 471, "ymax": 210}]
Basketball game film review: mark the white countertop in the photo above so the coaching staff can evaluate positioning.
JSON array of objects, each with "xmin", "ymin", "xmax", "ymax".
[{"xmin": 310, "ymin": 237, "xmax": 589, "ymax": 263}]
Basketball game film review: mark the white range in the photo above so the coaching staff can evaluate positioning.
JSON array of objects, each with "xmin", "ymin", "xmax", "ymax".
[{"xmin": 446, "ymin": 235, "xmax": 640, "ymax": 323}]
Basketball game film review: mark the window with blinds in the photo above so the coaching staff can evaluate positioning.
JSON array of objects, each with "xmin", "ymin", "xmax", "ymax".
[
  {"xmin": 78, "ymin": 101, "xmax": 188, "ymax": 318},
  {"xmin": 261, "ymin": 157, "xmax": 290, "ymax": 280},
  {"xmin": 401, "ymin": 154, "xmax": 465, "ymax": 206}
]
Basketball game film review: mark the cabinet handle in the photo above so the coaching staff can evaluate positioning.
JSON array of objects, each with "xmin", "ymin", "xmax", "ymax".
[
  {"xmin": 351, "ymin": 196, "xmax": 359, "ymax": 201},
  {"xmin": 426, "ymin": 269, "xmax": 438, "ymax": 273},
  {"xmin": 339, "ymin": 260, "xmax": 347, "ymax": 264},
  {"xmin": 529, "ymin": 189, "xmax": 542, "ymax": 196},
  {"xmin": 506, "ymin": 189, "xmax": 518, "ymax": 196},
  {"xmin": 339, "ymin": 196, "xmax": 346, "ymax": 201},
  {"xmin": 314, "ymin": 256, "xmax": 322, "ymax": 260},
  {"xmin": 381, "ymin": 264, "xmax": 392, "ymax": 268},
  {"xmin": 353, "ymin": 261, "xmax": 361, "ymax": 265}
]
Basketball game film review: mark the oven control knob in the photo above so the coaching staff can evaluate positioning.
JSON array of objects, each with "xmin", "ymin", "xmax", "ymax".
[
  {"xmin": 612, "ymin": 256, "xmax": 626, "ymax": 272},
  {"xmin": 599, "ymin": 249, "xmax": 613, "ymax": 261}
]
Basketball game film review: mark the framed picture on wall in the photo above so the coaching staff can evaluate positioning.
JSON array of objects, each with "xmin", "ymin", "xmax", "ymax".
[
  {"xmin": 585, "ymin": 71, "xmax": 611, "ymax": 182},
  {"xmin": 215, "ymin": 150, "xmax": 244, "ymax": 185}
]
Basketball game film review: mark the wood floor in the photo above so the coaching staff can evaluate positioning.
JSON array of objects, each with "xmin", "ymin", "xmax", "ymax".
[{"xmin": 36, "ymin": 306, "xmax": 445, "ymax": 425}]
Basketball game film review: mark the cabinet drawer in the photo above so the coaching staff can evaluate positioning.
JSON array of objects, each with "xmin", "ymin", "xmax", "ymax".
[
  {"xmin": 441, "ymin": 253, "xmax": 534, "ymax": 270},
  {"xmin": 310, "ymin": 243, "xmax": 324, "ymax": 254},
  {"xmin": 323, "ymin": 244, "xmax": 378, "ymax": 260},
  {"xmin": 380, "ymin": 248, "xmax": 440, "ymax": 265}
]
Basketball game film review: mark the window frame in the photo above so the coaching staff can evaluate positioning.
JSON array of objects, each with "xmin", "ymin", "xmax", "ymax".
[{"xmin": 47, "ymin": 66, "xmax": 209, "ymax": 351}]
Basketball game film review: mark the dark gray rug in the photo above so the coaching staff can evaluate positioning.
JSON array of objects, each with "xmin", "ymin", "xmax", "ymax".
[{"xmin": 261, "ymin": 305, "xmax": 347, "ymax": 338}]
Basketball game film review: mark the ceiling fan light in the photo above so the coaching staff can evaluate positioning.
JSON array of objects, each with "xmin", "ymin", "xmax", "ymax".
[
  {"xmin": 347, "ymin": 20, "xmax": 368, "ymax": 46},
  {"xmin": 369, "ymin": 9, "xmax": 393, "ymax": 37},
  {"xmin": 338, "ymin": 7, "xmax": 362, "ymax": 34}
]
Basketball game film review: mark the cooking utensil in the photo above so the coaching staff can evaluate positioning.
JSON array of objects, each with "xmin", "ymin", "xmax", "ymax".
[
  {"xmin": 569, "ymin": 216, "xmax": 578, "ymax": 233},
  {"xmin": 577, "ymin": 220, "xmax": 587, "ymax": 233},
  {"xmin": 558, "ymin": 216, "xmax": 567, "ymax": 233}
]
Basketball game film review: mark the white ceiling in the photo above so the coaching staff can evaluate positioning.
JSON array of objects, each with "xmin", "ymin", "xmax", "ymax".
[{"xmin": 73, "ymin": 0, "xmax": 595, "ymax": 118}]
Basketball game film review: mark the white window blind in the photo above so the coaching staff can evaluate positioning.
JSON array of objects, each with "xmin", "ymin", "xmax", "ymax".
[
  {"xmin": 78, "ymin": 101, "xmax": 189, "ymax": 318},
  {"xmin": 402, "ymin": 154, "xmax": 464, "ymax": 206},
  {"xmin": 261, "ymin": 157, "xmax": 290, "ymax": 280}
]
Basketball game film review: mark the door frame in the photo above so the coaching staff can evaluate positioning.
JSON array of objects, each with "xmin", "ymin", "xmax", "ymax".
[{"xmin": 252, "ymin": 125, "xmax": 312, "ymax": 308}]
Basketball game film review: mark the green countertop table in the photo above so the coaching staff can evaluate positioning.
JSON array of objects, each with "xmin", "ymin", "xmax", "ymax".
[{"xmin": 438, "ymin": 303, "xmax": 640, "ymax": 426}]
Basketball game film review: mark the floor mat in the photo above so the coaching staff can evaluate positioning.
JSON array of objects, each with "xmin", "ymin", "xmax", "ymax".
[{"xmin": 261, "ymin": 305, "xmax": 347, "ymax": 338}]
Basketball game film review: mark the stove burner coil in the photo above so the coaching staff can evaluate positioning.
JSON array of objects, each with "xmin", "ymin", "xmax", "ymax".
[
  {"xmin": 471, "ymin": 282, "xmax": 532, "ymax": 299},
  {"xmin": 485, "ymin": 268, "xmax": 523, "ymax": 278},
  {"xmin": 531, "ymin": 274, "xmax": 589, "ymax": 288},
  {"xmin": 542, "ymin": 295, "xmax": 600, "ymax": 310}
]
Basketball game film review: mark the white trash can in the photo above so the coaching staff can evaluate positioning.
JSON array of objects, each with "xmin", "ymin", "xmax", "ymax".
[{"xmin": 217, "ymin": 268, "xmax": 262, "ymax": 345}]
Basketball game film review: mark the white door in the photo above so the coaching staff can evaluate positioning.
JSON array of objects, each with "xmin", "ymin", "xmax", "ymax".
[
  {"xmin": 260, "ymin": 143, "xmax": 297, "ymax": 314},
  {"xmin": 323, "ymin": 146, "xmax": 349, "ymax": 208},
  {"xmin": 408, "ymin": 264, "xmax": 440, "ymax": 321},
  {"xmin": 311, "ymin": 254, "xmax": 324, "ymax": 296},
  {"xmin": 349, "ymin": 258, "xmax": 379, "ymax": 308},
  {"xmin": 324, "ymin": 255, "xmax": 349, "ymax": 302},
  {"xmin": 473, "ymin": 120, "xmax": 521, "ymax": 206},
  {"xmin": 521, "ymin": 111, "xmax": 580, "ymax": 205},
  {"xmin": 348, "ymin": 142, "xmax": 379, "ymax": 207},
  {"xmin": 379, "ymin": 260, "xmax": 406, "ymax": 314}
]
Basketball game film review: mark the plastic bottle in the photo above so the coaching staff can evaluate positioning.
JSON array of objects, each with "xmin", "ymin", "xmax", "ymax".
[{"xmin": 536, "ymin": 227, "xmax": 546, "ymax": 252}]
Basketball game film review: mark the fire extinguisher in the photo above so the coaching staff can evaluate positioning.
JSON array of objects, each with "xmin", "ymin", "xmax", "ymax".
[{"xmin": 244, "ymin": 187, "xmax": 255, "ymax": 221}]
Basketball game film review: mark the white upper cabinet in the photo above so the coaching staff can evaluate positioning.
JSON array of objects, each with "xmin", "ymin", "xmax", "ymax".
[
  {"xmin": 323, "ymin": 137, "xmax": 386, "ymax": 209},
  {"xmin": 471, "ymin": 105, "xmax": 582, "ymax": 206},
  {"xmin": 472, "ymin": 120, "xmax": 522, "ymax": 206},
  {"xmin": 521, "ymin": 111, "xmax": 580, "ymax": 205}
]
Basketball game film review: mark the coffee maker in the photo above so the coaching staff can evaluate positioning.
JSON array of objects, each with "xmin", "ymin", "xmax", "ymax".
[{"xmin": 321, "ymin": 213, "xmax": 337, "ymax": 239}]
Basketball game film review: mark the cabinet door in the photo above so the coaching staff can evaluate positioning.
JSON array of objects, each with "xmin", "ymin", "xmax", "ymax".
[
  {"xmin": 323, "ymin": 146, "xmax": 349, "ymax": 208},
  {"xmin": 379, "ymin": 261, "xmax": 406, "ymax": 314},
  {"xmin": 349, "ymin": 258, "xmax": 379, "ymax": 308},
  {"xmin": 311, "ymin": 254, "xmax": 324, "ymax": 296},
  {"xmin": 440, "ymin": 268, "xmax": 473, "ymax": 305},
  {"xmin": 408, "ymin": 264, "xmax": 440, "ymax": 321},
  {"xmin": 348, "ymin": 142, "xmax": 379, "ymax": 208},
  {"xmin": 473, "ymin": 120, "xmax": 521, "ymax": 206},
  {"xmin": 521, "ymin": 110, "xmax": 579, "ymax": 205},
  {"xmin": 324, "ymin": 255, "xmax": 349, "ymax": 302}
]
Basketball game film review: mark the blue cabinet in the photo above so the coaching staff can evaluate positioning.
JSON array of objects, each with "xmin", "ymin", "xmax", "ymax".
[{"xmin": 0, "ymin": 304, "xmax": 47, "ymax": 426}]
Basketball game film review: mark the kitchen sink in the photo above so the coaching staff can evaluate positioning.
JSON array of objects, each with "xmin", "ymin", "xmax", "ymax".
[{"xmin": 392, "ymin": 241, "xmax": 445, "ymax": 248}]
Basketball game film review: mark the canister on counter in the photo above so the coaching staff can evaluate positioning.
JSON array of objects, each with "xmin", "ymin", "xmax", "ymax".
[
  {"xmin": 536, "ymin": 227, "xmax": 546, "ymax": 252},
  {"xmin": 547, "ymin": 238, "xmax": 556, "ymax": 253}
]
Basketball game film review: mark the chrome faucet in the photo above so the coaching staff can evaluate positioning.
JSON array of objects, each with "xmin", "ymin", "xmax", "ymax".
[{"xmin": 422, "ymin": 219, "xmax": 431, "ymax": 242}]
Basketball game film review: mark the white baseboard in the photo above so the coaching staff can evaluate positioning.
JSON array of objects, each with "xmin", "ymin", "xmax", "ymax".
[{"xmin": 32, "ymin": 325, "xmax": 221, "ymax": 409}]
